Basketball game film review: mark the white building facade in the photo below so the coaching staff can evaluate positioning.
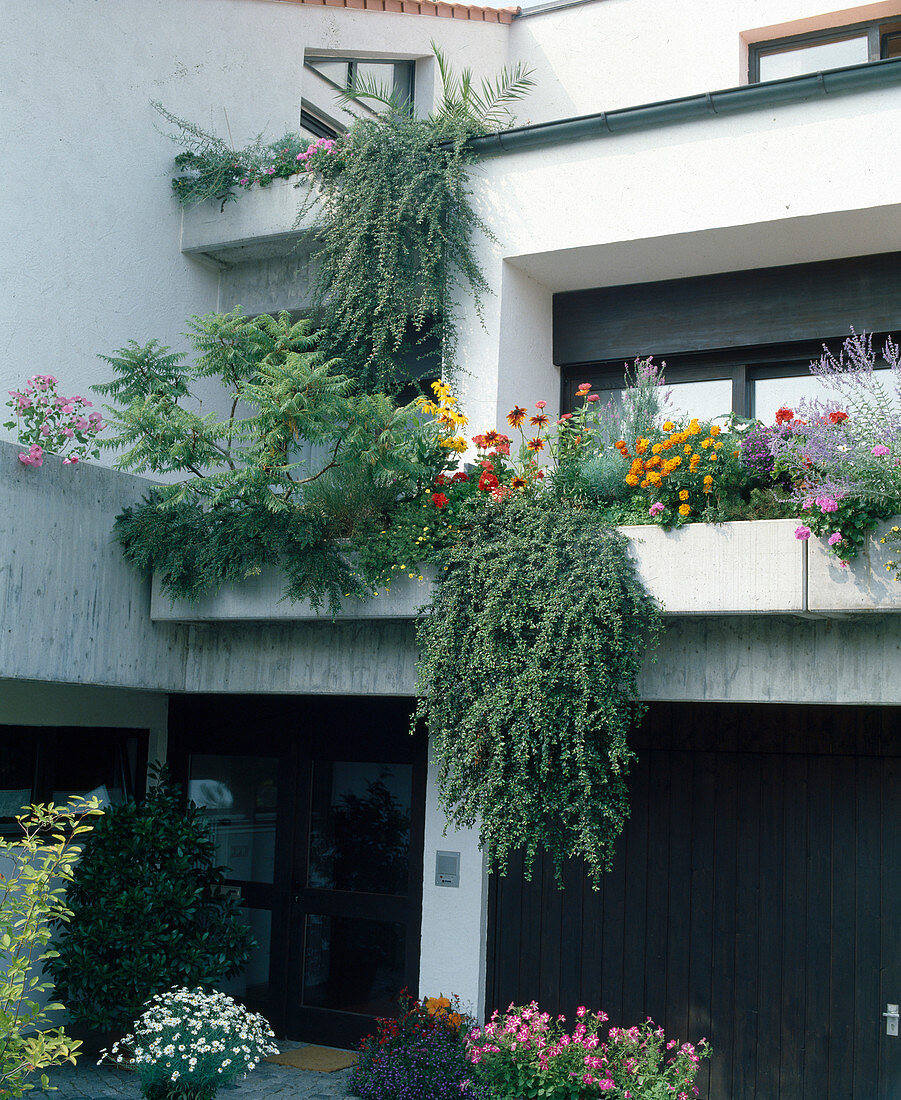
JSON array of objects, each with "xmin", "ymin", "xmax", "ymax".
[{"xmin": 4, "ymin": 2, "xmax": 901, "ymax": 1096}]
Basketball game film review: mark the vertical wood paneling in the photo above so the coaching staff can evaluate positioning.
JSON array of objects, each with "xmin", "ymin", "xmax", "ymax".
[
  {"xmin": 779, "ymin": 753, "xmax": 809, "ymax": 1098},
  {"xmin": 621, "ymin": 751, "xmax": 650, "ymax": 1026},
  {"xmin": 732, "ymin": 754, "xmax": 762, "ymax": 1100},
  {"xmin": 853, "ymin": 755, "xmax": 881, "ymax": 1098},
  {"xmin": 828, "ymin": 756, "xmax": 858, "ymax": 1099},
  {"xmin": 756, "ymin": 753, "xmax": 785, "ymax": 1098},
  {"xmin": 485, "ymin": 703, "xmax": 901, "ymax": 1100}
]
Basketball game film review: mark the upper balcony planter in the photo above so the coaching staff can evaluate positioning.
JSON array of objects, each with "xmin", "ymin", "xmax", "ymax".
[
  {"xmin": 149, "ymin": 517, "xmax": 901, "ymax": 623},
  {"xmin": 180, "ymin": 177, "xmax": 321, "ymax": 266}
]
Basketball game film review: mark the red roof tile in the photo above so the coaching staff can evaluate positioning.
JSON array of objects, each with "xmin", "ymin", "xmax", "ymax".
[{"xmin": 269, "ymin": 0, "xmax": 519, "ymax": 22}]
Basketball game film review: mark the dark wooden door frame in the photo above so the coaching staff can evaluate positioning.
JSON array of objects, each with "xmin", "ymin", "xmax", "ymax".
[{"xmin": 167, "ymin": 693, "xmax": 426, "ymax": 1044}]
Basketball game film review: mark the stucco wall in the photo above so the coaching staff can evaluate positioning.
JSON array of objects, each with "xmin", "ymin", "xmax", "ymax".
[
  {"xmin": 511, "ymin": 0, "xmax": 901, "ymax": 122},
  {"xmin": 1, "ymin": 0, "xmax": 510, "ymax": 456}
]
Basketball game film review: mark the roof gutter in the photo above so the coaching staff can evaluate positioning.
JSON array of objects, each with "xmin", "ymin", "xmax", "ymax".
[{"xmin": 467, "ymin": 57, "xmax": 901, "ymax": 156}]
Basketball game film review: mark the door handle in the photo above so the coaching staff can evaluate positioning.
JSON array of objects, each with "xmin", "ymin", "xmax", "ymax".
[{"xmin": 883, "ymin": 1004, "xmax": 899, "ymax": 1036}]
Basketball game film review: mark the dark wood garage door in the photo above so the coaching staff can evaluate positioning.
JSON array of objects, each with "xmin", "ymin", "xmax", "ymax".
[{"xmin": 486, "ymin": 703, "xmax": 901, "ymax": 1100}]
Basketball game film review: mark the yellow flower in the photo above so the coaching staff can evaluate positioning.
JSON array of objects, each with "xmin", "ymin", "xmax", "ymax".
[
  {"xmin": 683, "ymin": 444, "xmax": 693, "ymax": 454},
  {"xmin": 651, "ymin": 443, "xmax": 663, "ymax": 455},
  {"xmin": 714, "ymin": 441, "xmax": 723, "ymax": 450},
  {"xmin": 709, "ymin": 452, "xmax": 718, "ymax": 462},
  {"xmin": 679, "ymin": 489, "xmax": 689, "ymax": 501},
  {"xmin": 701, "ymin": 438, "xmax": 711, "ymax": 449},
  {"xmin": 688, "ymin": 419, "xmax": 701, "ymax": 435},
  {"xmin": 679, "ymin": 503, "xmax": 691, "ymax": 516},
  {"xmin": 625, "ymin": 474, "xmax": 640, "ymax": 487},
  {"xmin": 689, "ymin": 454, "xmax": 700, "ymax": 470},
  {"xmin": 710, "ymin": 425, "xmax": 721, "ymax": 436},
  {"xmin": 663, "ymin": 421, "xmax": 675, "ymax": 431}
]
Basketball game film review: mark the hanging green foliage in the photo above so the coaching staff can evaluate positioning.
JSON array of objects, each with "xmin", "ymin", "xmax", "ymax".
[
  {"xmin": 412, "ymin": 495, "xmax": 662, "ymax": 887},
  {"xmin": 155, "ymin": 47, "xmax": 534, "ymax": 389}
]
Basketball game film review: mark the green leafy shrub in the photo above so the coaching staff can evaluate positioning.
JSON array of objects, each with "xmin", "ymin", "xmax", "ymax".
[
  {"xmin": 0, "ymin": 799, "xmax": 101, "ymax": 1097},
  {"xmin": 96, "ymin": 309, "xmax": 447, "ymax": 612},
  {"xmin": 412, "ymin": 495, "xmax": 662, "ymax": 886},
  {"xmin": 47, "ymin": 775, "xmax": 253, "ymax": 1034}
]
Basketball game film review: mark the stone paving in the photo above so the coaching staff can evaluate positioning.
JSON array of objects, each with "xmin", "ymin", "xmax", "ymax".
[{"xmin": 42, "ymin": 1043, "xmax": 357, "ymax": 1100}]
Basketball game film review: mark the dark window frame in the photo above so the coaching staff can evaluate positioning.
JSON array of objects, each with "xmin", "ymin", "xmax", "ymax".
[
  {"xmin": 0, "ymin": 725, "xmax": 148, "ymax": 831},
  {"xmin": 749, "ymin": 18, "xmax": 901, "ymax": 82},
  {"xmin": 304, "ymin": 57, "xmax": 416, "ymax": 110},
  {"xmin": 560, "ymin": 336, "xmax": 893, "ymax": 422}
]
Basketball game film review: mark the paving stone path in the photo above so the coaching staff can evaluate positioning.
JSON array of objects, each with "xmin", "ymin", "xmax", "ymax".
[{"xmin": 42, "ymin": 1043, "xmax": 357, "ymax": 1100}]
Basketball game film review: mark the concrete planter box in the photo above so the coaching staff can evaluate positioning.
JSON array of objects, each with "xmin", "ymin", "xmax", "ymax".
[
  {"xmin": 151, "ymin": 566, "xmax": 436, "ymax": 623},
  {"xmin": 620, "ymin": 518, "xmax": 806, "ymax": 615},
  {"xmin": 807, "ymin": 518, "xmax": 901, "ymax": 612},
  {"xmin": 152, "ymin": 517, "xmax": 885, "ymax": 622},
  {"xmin": 180, "ymin": 177, "xmax": 321, "ymax": 263}
]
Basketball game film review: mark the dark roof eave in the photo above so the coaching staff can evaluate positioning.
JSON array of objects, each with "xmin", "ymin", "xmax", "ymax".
[{"xmin": 467, "ymin": 56, "xmax": 901, "ymax": 156}]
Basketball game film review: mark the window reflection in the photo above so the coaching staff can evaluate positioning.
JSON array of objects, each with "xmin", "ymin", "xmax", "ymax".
[
  {"xmin": 302, "ymin": 914, "xmax": 405, "ymax": 1016},
  {"xmin": 758, "ymin": 34, "xmax": 869, "ymax": 81},
  {"xmin": 218, "ymin": 907, "xmax": 271, "ymax": 1013},
  {"xmin": 189, "ymin": 755, "xmax": 278, "ymax": 884},
  {"xmin": 308, "ymin": 763, "xmax": 412, "ymax": 895},
  {"xmin": 663, "ymin": 379, "xmax": 733, "ymax": 422}
]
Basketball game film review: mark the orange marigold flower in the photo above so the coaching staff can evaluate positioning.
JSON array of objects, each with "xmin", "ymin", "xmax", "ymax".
[
  {"xmin": 507, "ymin": 406, "xmax": 527, "ymax": 428},
  {"xmin": 646, "ymin": 455, "xmax": 661, "ymax": 469},
  {"xmin": 679, "ymin": 503, "xmax": 691, "ymax": 516},
  {"xmin": 689, "ymin": 454, "xmax": 700, "ymax": 470},
  {"xmin": 714, "ymin": 440, "xmax": 723, "ymax": 450},
  {"xmin": 663, "ymin": 421, "xmax": 675, "ymax": 431},
  {"xmin": 709, "ymin": 452, "xmax": 718, "ymax": 462},
  {"xmin": 701, "ymin": 438, "xmax": 712, "ymax": 449},
  {"xmin": 661, "ymin": 440, "xmax": 673, "ymax": 450},
  {"xmin": 688, "ymin": 419, "xmax": 701, "ymax": 435},
  {"xmin": 615, "ymin": 440, "xmax": 627, "ymax": 449},
  {"xmin": 710, "ymin": 424, "xmax": 721, "ymax": 436},
  {"xmin": 625, "ymin": 474, "xmax": 640, "ymax": 487},
  {"xmin": 683, "ymin": 444, "xmax": 693, "ymax": 454},
  {"xmin": 527, "ymin": 437, "xmax": 546, "ymax": 452},
  {"xmin": 640, "ymin": 478, "xmax": 649, "ymax": 488},
  {"xmin": 670, "ymin": 455, "xmax": 682, "ymax": 468},
  {"xmin": 651, "ymin": 443, "xmax": 663, "ymax": 455},
  {"xmin": 635, "ymin": 437, "xmax": 649, "ymax": 455},
  {"xmin": 703, "ymin": 474, "xmax": 713, "ymax": 484},
  {"xmin": 679, "ymin": 489, "xmax": 689, "ymax": 501}
]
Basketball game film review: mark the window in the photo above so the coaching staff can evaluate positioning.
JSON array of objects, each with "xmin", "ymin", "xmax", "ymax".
[
  {"xmin": 750, "ymin": 19, "xmax": 901, "ymax": 82},
  {"xmin": 305, "ymin": 58, "xmax": 415, "ymax": 114},
  {"xmin": 0, "ymin": 726, "xmax": 147, "ymax": 825},
  {"xmin": 561, "ymin": 338, "xmax": 895, "ymax": 425}
]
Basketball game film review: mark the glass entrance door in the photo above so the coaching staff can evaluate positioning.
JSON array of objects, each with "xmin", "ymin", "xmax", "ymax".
[
  {"xmin": 168, "ymin": 695, "xmax": 425, "ymax": 1047},
  {"xmin": 287, "ymin": 757, "xmax": 423, "ymax": 1044}
]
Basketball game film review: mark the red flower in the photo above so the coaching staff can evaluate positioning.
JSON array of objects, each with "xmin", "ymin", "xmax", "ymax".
[
  {"xmin": 478, "ymin": 472, "xmax": 499, "ymax": 491},
  {"xmin": 479, "ymin": 459, "xmax": 494, "ymax": 471},
  {"xmin": 434, "ymin": 473, "xmax": 448, "ymax": 486},
  {"xmin": 527, "ymin": 437, "xmax": 546, "ymax": 452},
  {"xmin": 507, "ymin": 406, "xmax": 527, "ymax": 428},
  {"xmin": 529, "ymin": 413, "xmax": 549, "ymax": 428},
  {"xmin": 829, "ymin": 410, "xmax": 849, "ymax": 425},
  {"xmin": 492, "ymin": 441, "xmax": 511, "ymax": 456},
  {"xmin": 431, "ymin": 492, "xmax": 449, "ymax": 509},
  {"xmin": 451, "ymin": 471, "xmax": 469, "ymax": 483},
  {"xmin": 775, "ymin": 406, "xmax": 794, "ymax": 425},
  {"xmin": 471, "ymin": 433, "xmax": 488, "ymax": 449}
]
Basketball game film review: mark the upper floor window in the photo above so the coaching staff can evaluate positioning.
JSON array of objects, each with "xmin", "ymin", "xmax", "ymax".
[
  {"xmin": 750, "ymin": 19, "xmax": 901, "ymax": 82},
  {"xmin": 305, "ymin": 57, "xmax": 415, "ymax": 114}
]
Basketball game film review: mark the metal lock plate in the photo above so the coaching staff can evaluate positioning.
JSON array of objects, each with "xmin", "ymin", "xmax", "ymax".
[{"xmin": 884, "ymin": 1004, "xmax": 899, "ymax": 1037}]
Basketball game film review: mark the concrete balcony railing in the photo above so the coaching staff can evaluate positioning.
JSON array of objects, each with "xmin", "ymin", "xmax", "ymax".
[
  {"xmin": 149, "ymin": 517, "xmax": 901, "ymax": 622},
  {"xmin": 180, "ymin": 177, "xmax": 321, "ymax": 265}
]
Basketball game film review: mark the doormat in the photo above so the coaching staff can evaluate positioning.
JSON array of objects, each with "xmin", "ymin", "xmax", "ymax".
[{"xmin": 265, "ymin": 1046, "xmax": 359, "ymax": 1072}]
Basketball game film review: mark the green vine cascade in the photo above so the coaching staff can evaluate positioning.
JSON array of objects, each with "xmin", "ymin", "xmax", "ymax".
[{"xmin": 412, "ymin": 496, "xmax": 662, "ymax": 886}]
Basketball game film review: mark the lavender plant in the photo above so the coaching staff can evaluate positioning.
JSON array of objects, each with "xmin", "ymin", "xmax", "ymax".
[{"xmin": 765, "ymin": 332, "xmax": 901, "ymax": 565}]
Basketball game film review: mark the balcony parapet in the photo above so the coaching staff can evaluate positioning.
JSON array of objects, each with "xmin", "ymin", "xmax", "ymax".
[
  {"xmin": 149, "ymin": 518, "xmax": 901, "ymax": 622},
  {"xmin": 180, "ymin": 177, "xmax": 321, "ymax": 266}
]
